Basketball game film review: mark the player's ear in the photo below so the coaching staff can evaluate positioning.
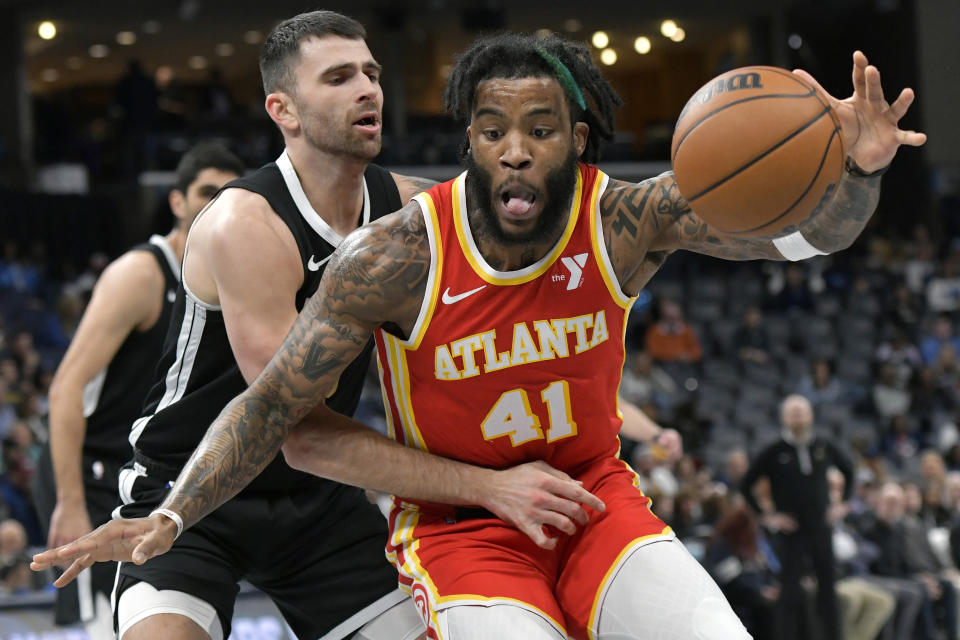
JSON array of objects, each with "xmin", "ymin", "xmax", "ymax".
[
  {"xmin": 168, "ymin": 189, "xmax": 187, "ymax": 221},
  {"xmin": 573, "ymin": 122, "xmax": 588, "ymax": 157},
  {"xmin": 265, "ymin": 92, "xmax": 299, "ymax": 132}
]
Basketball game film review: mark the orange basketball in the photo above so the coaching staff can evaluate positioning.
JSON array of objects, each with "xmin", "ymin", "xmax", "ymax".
[{"xmin": 670, "ymin": 66, "xmax": 845, "ymax": 237}]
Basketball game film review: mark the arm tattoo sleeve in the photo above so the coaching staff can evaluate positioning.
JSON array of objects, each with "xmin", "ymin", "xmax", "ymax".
[
  {"xmin": 157, "ymin": 205, "xmax": 430, "ymax": 528},
  {"xmin": 604, "ymin": 169, "xmax": 881, "ymax": 263}
]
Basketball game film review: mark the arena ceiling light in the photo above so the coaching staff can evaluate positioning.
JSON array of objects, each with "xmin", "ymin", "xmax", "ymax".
[
  {"xmin": 215, "ymin": 43, "xmax": 235, "ymax": 57},
  {"xmin": 670, "ymin": 28, "xmax": 686, "ymax": 42},
  {"xmin": 243, "ymin": 30, "xmax": 263, "ymax": 45},
  {"xmin": 660, "ymin": 20, "xmax": 678, "ymax": 38},
  {"xmin": 142, "ymin": 20, "xmax": 162, "ymax": 34},
  {"xmin": 41, "ymin": 68, "xmax": 59, "ymax": 82},
  {"xmin": 634, "ymin": 36, "xmax": 651, "ymax": 54},
  {"xmin": 188, "ymin": 55, "xmax": 207, "ymax": 70},
  {"xmin": 564, "ymin": 18, "xmax": 582, "ymax": 33},
  {"xmin": 591, "ymin": 30, "xmax": 609, "ymax": 49},
  {"xmin": 116, "ymin": 31, "xmax": 137, "ymax": 45},
  {"xmin": 600, "ymin": 48, "xmax": 617, "ymax": 65},
  {"xmin": 38, "ymin": 21, "xmax": 57, "ymax": 40},
  {"xmin": 88, "ymin": 44, "xmax": 109, "ymax": 58}
]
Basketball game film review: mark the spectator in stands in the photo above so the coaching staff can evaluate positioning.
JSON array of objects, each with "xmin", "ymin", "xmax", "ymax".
[
  {"xmin": 0, "ymin": 430, "xmax": 42, "ymax": 545},
  {"xmin": 766, "ymin": 263, "xmax": 816, "ymax": 314},
  {"xmin": 719, "ymin": 448, "xmax": 750, "ymax": 495},
  {"xmin": 874, "ymin": 364, "xmax": 913, "ymax": 422},
  {"xmin": 921, "ymin": 315, "xmax": 960, "ymax": 366},
  {"xmin": 885, "ymin": 281, "xmax": 924, "ymax": 338},
  {"xmin": 0, "ymin": 380, "xmax": 15, "ymax": 440},
  {"xmin": 925, "ymin": 254, "xmax": 960, "ymax": 313},
  {"xmin": 796, "ymin": 358, "xmax": 864, "ymax": 411},
  {"xmin": 0, "ymin": 518, "xmax": 31, "ymax": 595},
  {"xmin": 827, "ymin": 468, "xmax": 903, "ymax": 640},
  {"xmin": 733, "ymin": 306, "xmax": 770, "ymax": 365},
  {"xmin": 705, "ymin": 504, "xmax": 780, "ymax": 640},
  {"xmin": 876, "ymin": 325, "xmax": 923, "ymax": 390},
  {"xmin": 645, "ymin": 299, "xmax": 702, "ymax": 364},
  {"xmin": 742, "ymin": 394, "xmax": 854, "ymax": 640},
  {"xmin": 864, "ymin": 482, "xmax": 957, "ymax": 640},
  {"xmin": 620, "ymin": 350, "xmax": 679, "ymax": 417},
  {"xmin": 883, "ymin": 414, "xmax": 922, "ymax": 470}
]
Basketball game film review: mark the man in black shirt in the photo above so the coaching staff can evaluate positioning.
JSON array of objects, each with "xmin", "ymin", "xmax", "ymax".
[{"xmin": 742, "ymin": 394, "xmax": 855, "ymax": 640}]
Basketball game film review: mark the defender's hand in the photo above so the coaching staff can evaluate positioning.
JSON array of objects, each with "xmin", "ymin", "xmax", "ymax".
[
  {"xmin": 793, "ymin": 50, "xmax": 926, "ymax": 173},
  {"xmin": 480, "ymin": 460, "xmax": 606, "ymax": 550},
  {"xmin": 48, "ymin": 500, "xmax": 94, "ymax": 550},
  {"xmin": 31, "ymin": 513, "xmax": 178, "ymax": 587}
]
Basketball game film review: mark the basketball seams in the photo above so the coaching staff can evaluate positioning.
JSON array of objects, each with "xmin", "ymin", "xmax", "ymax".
[
  {"xmin": 729, "ymin": 126, "xmax": 843, "ymax": 235},
  {"xmin": 684, "ymin": 105, "xmax": 832, "ymax": 203},
  {"xmin": 672, "ymin": 91, "xmax": 815, "ymax": 164}
]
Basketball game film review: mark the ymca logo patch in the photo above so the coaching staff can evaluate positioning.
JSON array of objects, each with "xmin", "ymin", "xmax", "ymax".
[{"xmin": 558, "ymin": 252, "xmax": 588, "ymax": 290}]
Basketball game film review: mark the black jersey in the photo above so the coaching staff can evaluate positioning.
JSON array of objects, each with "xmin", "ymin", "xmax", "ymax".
[
  {"xmin": 128, "ymin": 151, "xmax": 402, "ymax": 493},
  {"xmin": 83, "ymin": 235, "xmax": 179, "ymax": 462}
]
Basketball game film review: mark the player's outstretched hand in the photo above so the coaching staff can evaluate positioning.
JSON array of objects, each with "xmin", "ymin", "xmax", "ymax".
[
  {"xmin": 481, "ymin": 460, "xmax": 606, "ymax": 550},
  {"xmin": 31, "ymin": 513, "xmax": 178, "ymax": 587},
  {"xmin": 793, "ymin": 50, "xmax": 925, "ymax": 173}
]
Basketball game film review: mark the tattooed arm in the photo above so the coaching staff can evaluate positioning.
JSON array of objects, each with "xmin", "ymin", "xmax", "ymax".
[
  {"xmin": 33, "ymin": 203, "xmax": 605, "ymax": 583},
  {"xmin": 602, "ymin": 51, "xmax": 924, "ymax": 293},
  {"xmin": 392, "ymin": 172, "xmax": 439, "ymax": 202}
]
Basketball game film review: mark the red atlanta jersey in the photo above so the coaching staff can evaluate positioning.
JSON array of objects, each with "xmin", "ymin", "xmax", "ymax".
[{"xmin": 374, "ymin": 163, "xmax": 634, "ymax": 493}]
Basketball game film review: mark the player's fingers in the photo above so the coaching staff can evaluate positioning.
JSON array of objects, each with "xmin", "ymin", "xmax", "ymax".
[
  {"xmin": 864, "ymin": 65, "xmax": 885, "ymax": 109},
  {"xmin": 888, "ymin": 88, "xmax": 915, "ymax": 122},
  {"xmin": 53, "ymin": 555, "xmax": 94, "ymax": 588},
  {"xmin": 543, "ymin": 479, "xmax": 606, "ymax": 513},
  {"xmin": 542, "ymin": 495, "xmax": 588, "ymax": 527},
  {"xmin": 530, "ymin": 460, "xmax": 575, "ymax": 483},
  {"xmin": 522, "ymin": 522, "xmax": 557, "ymax": 550},
  {"xmin": 896, "ymin": 130, "xmax": 927, "ymax": 147},
  {"xmin": 540, "ymin": 510, "xmax": 577, "ymax": 537},
  {"xmin": 851, "ymin": 51, "xmax": 868, "ymax": 99}
]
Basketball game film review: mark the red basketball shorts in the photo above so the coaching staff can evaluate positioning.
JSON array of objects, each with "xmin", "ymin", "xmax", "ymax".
[{"xmin": 386, "ymin": 456, "xmax": 674, "ymax": 639}]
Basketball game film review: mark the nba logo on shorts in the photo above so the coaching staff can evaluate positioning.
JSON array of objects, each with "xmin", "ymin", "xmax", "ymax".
[{"xmin": 559, "ymin": 253, "xmax": 589, "ymax": 290}]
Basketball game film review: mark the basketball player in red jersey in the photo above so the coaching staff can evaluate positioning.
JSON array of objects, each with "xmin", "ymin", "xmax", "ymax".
[{"xmin": 36, "ymin": 33, "xmax": 923, "ymax": 639}]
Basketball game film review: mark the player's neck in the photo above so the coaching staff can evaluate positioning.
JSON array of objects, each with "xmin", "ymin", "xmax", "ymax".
[
  {"xmin": 285, "ymin": 143, "xmax": 367, "ymax": 237},
  {"xmin": 165, "ymin": 227, "xmax": 188, "ymax": 264}
]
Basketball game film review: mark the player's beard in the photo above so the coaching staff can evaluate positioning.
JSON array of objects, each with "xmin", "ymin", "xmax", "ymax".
[
  {"xmin": 466, "ymin": 149, "xmax": 579, "ymax": 247},
  {"xmin": 297, "ymin": 98, "xmax": 380, "ymax": 161}
]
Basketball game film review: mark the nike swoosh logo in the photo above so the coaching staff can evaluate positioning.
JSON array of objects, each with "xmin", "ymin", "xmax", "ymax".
[
  {"xmin": 442, "ymin": 285, "xmax": 486, "ymax": 304},
  {"xmin": 307, "ymin": 254, "xmax": 333, "ymax": 272}
]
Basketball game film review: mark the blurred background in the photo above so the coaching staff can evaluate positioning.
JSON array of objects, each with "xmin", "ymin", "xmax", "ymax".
[{"xmin": 0, "ymin": 0, "xmax": 958, "ymax": 638}]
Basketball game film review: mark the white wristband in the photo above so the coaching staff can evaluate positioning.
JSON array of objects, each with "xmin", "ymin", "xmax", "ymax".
[
  {"xmin": 151, "ymin": 508, "xmax": 184, "ymax": 540},
  {"xmin": 772, "ymin": 230, "xmax": 828, "ymax": 262}
]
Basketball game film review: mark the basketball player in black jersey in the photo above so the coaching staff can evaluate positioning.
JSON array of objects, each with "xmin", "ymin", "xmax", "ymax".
[
  {"xmin": 33, "ymin": 143, "xmax": 242, "ymax": 638},
  {"xmin": 33, "ymin": 12, "xmax": 604, "ymax": 640}
]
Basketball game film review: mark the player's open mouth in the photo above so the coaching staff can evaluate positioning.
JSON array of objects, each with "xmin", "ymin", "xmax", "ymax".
[
  {"xmin": 498, "ymin": 187, "xmax": 538, "ymax": 219},
  {"xmin": 353, "ymin": 114, "xmax": 381, "ymax": 133}
]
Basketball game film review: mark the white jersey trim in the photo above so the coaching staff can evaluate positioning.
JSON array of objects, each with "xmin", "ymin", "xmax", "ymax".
[
  {"xmin": 276, "ymin": 149, "xmax": 370, "ymax": 247},
  {"xmin": 399, "ymin": 194, "xmax": 440, "ymax": 349},
  {"xmin": 181, "ymin": 192, "xmax": 223, "ymax": 311},
  {"xmin": 128, "ymin": 298, "xmax": 206, "ymax": 446},
  {"xmin": 148, "ymin": 234, "xmax": 181, "ymax": 283},
  {"xmin": 82, "ymin": 368, "xmax": 107, "ymax": 419}
]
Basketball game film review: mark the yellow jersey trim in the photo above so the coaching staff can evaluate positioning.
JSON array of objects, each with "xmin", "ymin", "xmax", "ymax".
[
  {"xmin": 589, "ymin": 171, "xmax": 634, "ymax": 310},
  {"xmin": 453, "ymin": 167, "xmax": 585, "ymax": 285}
]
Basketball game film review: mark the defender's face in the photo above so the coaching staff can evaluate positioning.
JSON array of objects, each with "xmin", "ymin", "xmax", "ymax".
[
  {"xmin": 291, "ymin": 35, "xmax": 383, "ymax": 160},
  {"xmin": 467, "ymin": 77, "xmax": 586, "ymax": 242},
  {"xmin": 183, "ymin": 167, "xmax": 240, "ymax": 223}
]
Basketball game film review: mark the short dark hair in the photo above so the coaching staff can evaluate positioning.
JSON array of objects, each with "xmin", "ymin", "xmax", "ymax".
[
  {"xmin": 443, "ymin": 32, "xmax": 623, "ymax": 164},
  {"xmin": 259, "ymin": 10, "xmax": 367, "ymax": 96},
  {"xmin": 173, "ymin": 142, "xmax": 244, "ymax": 194}
]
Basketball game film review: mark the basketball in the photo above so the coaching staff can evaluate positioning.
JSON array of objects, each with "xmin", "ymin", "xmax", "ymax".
[{"xmin": 670, "ymin": 66, "xmax": 845, "ymax": 237}]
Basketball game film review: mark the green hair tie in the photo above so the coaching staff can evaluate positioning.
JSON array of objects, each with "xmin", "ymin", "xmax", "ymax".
[{"xmin": 534, "ymin": 46, "xmax": 587, "ymax": 111}]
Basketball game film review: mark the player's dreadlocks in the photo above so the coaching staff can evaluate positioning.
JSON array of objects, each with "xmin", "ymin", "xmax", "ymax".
[{"xmin": 443, "ymin": 32, "xmax": 623, "ymax": 164}]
